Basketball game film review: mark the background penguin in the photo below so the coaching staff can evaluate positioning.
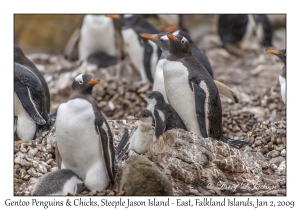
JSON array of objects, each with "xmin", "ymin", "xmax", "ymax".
[
  {"xmin": 31, "ymin": 169, "xmax": 84, "ymax": 196},
  {"xmin": 120, "ymin": 14, "xmax": 162, "ymax": 83},
  {"xmin": 141, "ymin": 91, "xmax": 187, "ymax": 139},
  {"xmin": 117, "ymin": 109, "xmax": 154, "ymax": 155},
  {"xmin": 14, "ymin": 62, "xmax": 48, "ymax": 142},
  {"xmin": 64, "ymin": 15, "xmax": 124, "ymax": 67},
  {"xmin": 266, "ymin": 49, "xmax": 286, "ymax": 104},
  {"xmin": 140, "ymin": 33, "xmax": 238, "ymax": 103},
  {"xmin": 218, "ymin": 14, "xmax": 272, "ymax": 49},
  {"xmin": 164, "ymin": 33, "xmax": 251, "ymax": 148},
  {"xmin": 55, "ymin": 74, "xmax": 115, "ymax": 192},
  {"xmin": 14, "ymin": 46, "xmax": 50, "ymax": 113}
]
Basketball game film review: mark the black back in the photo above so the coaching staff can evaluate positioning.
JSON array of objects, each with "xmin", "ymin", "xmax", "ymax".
[{"xmin": 253, "ymin": 14, "xmax": 272, "ymax": 46}]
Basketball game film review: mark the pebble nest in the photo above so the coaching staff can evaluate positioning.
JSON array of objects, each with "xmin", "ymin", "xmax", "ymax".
[{"xmin": 14, "ymin": 20, "xmax": 286, "ymax": 196}]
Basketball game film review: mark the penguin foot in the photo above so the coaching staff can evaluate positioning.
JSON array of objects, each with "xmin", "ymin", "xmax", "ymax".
[{"xmin": 221, "ymin": 135, "xmax": 252, "ymax": 149}]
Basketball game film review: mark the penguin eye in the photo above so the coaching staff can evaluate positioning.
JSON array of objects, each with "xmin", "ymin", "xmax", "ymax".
[
  {"xmin": 78, "ymin": 80, "xmax": 83, "ymax": 85},
  {"xmin": 181, "ymin": 40, "xmax": 185, "ymax": 44},
  {"xmin": 160, "ymin": 38, "xmax": 164, "ymax": 42}
]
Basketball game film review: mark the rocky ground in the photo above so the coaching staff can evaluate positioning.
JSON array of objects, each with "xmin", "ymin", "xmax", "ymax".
[{"xmin": 14, "ymin": 17, "xmax": 286, "ymax": 196}]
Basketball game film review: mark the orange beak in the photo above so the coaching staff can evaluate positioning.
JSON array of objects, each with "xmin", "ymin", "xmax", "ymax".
[
  {"xmin": 88, "ymin": 79, "xmax": 100, "ymax": 85},
  {"xmin": 266, "ymin": 49, "xmax": 280, "ymax": 55},
  {"xmin": 106, "ymin": 14, "xmax": 121, "ymax": 19},
  {"xmin": 167, "ymin": 32, "xmax": 179, "ymax": 42},
  {"xmin": 140, "ymin": 33, "xmax": 158, "ymax": 41}
]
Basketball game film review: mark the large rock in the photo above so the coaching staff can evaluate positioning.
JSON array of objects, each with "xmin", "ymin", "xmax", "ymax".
[
  {"xmin": 146, "ymin": 129, "xmax": 285, "ymax": 196},
  {"xmin": 115, "ymin": 156, "xmax": 173, "ymax": 196}
]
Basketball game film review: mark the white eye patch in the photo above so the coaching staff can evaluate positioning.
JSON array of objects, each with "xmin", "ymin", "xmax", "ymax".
[
  {"xmin": 75, "ymin": 74, "xmax": 84, "ymax": 84},
  {"xmin": 181, "ymin": 37, "xmax": 188, "ymax": 43},
  {"xmin": 172, "ymin": 30, "xmax": 180, "ymax": 35},
  {"xmin": 124, "ymin": 14, "xmax": 133, "ymax": 18},
  {"xmin": 160, "ymin": 35, "xmax": 168, "ymax": 41}
]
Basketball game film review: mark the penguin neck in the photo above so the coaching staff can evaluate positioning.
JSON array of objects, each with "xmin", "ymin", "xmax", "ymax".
[
  {"xmin": 280, "ymin": 66, "xmax": 286, "ymax": 79},
  {"xmin": 160, "ymin": 50, "xmax": 168, "ymax": 60},
  {"xmin": 69, "ymin": 90, "xmax": 93, "ymax": 101}
]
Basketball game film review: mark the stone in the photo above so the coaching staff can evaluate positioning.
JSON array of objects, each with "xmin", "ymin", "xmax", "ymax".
[{"xmin": 115, "ymin": 156, "xmax": 173, "ymax": 196}]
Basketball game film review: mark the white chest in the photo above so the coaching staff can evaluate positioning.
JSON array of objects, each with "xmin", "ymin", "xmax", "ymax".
[
  {"xmin": 153, "ymin": 59, "xmax": 168, "ymax": 103},
  {"xmin": 279, "ymin": 75, "xmax": 286, "ymax": 104}
]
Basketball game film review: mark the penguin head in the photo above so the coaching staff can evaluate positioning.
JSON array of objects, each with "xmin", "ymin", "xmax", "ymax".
[
  {"xmin": 172, "ymin": 30, "xmax": 193, "ymax": 43},
  {"xmin": 266, "ymin": 49, "xmax": 286, "ymax": 65},
  {"xmin": 135, "ymin": 109, "xmax": 154, "ymax": 123},
  {"xmin": 140, "ymin": 33, "xmax": 170, "ymax": 52},
  {"xmin": 142, "ymin": 91, "xmax": 165, "ymax": 106},
  {"xmin": 166, "ymin": 32, "xmax": 192, "ymax": 57},
  {"xmin": 71, "ymin": 74, "xmax": 100, "ymax": 95},
  {"xmin": 122, "ymin": 14, "xmax": 140, "ymax": 28}
]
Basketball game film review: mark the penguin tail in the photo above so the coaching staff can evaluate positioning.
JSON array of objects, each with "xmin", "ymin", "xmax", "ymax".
[
  {"xmin": 221, "ymin": 135, "xmax": 252, "ymax": 149},
  {"xmin": 115, "ymin": 129, "xmax": 130, "ymax": 164}
]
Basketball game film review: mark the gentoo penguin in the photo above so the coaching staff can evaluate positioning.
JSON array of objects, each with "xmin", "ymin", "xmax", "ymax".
[
  {"xmin": 64, "ymin": 15, "xmax": 124, "ymax": 67},
  {"xmin": 55, "ymin": 74, "xmax": 115, "ymax": 192},
  {"xmin": 140, "ymin": 33, "xmax": 237, "ymax": 103},
  {"xmin": 164, "ymin": 33, "xmax": 251, "ymax": 148},
  {"xmin": 14, "ymin": 62, "xmax": 48, "ymax": 142},
  {"xmin": 14, "ymin": 46, "xmax": 50, "ymax": 113},
  {"xmin": 266, "ymin": 49, "xmax": 286, "ymax": 104},
  {"xmin": 117, "ymin": 109, "xmax": 154, "ymax": 155},
  {"xmin": 218, "ymin": 14, "xmax": 272, "ymax": 49},
  {"xmin": 31, "ymin": 169, "xmax": 84, "ymax": 196},
  {"xmin": 120, "ymin": 14, "xmax": 161, "ymax": 83},
  {"xmin": 141, "ymin": 91, "xmax": 187, "ymax": 138}
]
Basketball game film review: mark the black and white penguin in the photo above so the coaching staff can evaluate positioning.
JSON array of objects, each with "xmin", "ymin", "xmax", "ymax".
[
  {"xmin": 266, "ymin": 49, "xmax": 286, "ymax": 104},
  {"xmin": 14, "ymin": 46, "xmax": 50, "ymax": 113},
  {"xmin": 140, "ymin": 33, "xmax": 238, "ymax": 103},
  {"xmin": 64, "ymin": 15, "xmax": 124, "ymax": 67},
  {"xmin": 164, "ymin": 33, "xmax": 251, "ymax": 148},
  {"xmin": 55, "ymin": 74, "xmax": 115, "ymax": 192},
  {"xmin": 141, "ymin": 91, "xmax": 187, "ymax": 138},
  {"xmin": 218, "ymin": 14, "xmax": 272, "ymax": 49},
  {"xmin": 14, "ymin": 62, "xmax": 49, "ymax": 142},
  {"xmin": 120, "ymin": 14, "xmax": 161, "ymax": 83},
  {"xmin": 117, "ymin": 109, "xmax": 154, "ymax": 155},
  {"xmin": 31, "ymin": 169, "xmax": 84, "ymax": 196}
]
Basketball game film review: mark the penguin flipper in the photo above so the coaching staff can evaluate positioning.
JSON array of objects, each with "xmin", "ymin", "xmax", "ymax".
[
  {"xmin": 214, "ymin": 80, "xmax": 239, "ymax": 103},
  {"xmin": 142, "ymin": 39, "xmax": 154, "ymax": 83},
  {"xmin": 192, "ymin": 81, "xmax": 208, "ymax": 138},
  {"xmin": 115, "ymin": 128, "xmax": 130, "ymax": 161},
  {"xmin": 98, "ymin": 123, "xmax": 115, "ymax": 184},
  {"xmin": 64, "ymin": 27, "xmax": 80, "ymax": 60},
  {"xmin": 14, "ymin": 80, "xmax": 46, "ymax": 125},
  {"xmin": 222, "ymin": 135, "xmax": 252, "ymax": 149},
  {"xmin": 154, "ymin": 110, "xmax": 166, "ymax": 138}
]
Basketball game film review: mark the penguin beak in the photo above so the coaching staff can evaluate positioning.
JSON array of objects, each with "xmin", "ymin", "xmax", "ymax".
[
  {"xmin": 140, "ymin": 33, "xmax": 158, "ymax": 41},
  {"xmin": 106, "ymin": 14, "xmax": 121, "ymax": 19},
  {"xmin": 88, "ymin": 79, "xmax": 100, "ymax": 85},
  {"xmin": 167, "ymin": 32, "xmax": 179, "ymax": 42},
  {"xmin": 266, "ymin": 49, "xmax": 280, "ymax": 55}
]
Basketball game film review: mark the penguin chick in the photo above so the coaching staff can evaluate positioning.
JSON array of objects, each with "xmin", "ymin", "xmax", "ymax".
[
  {"xmin": 140, "ymin": 91, "xmax": 187, "ymax": 138},
  {"xmin": 118, "ymin": 110, "xmax": 154, "ymax": 155},
  {"xmin": 266, "ymin": 49, "xmax": 286, "ymax": 104},
  {"xmin": 31, "ymin": 169, "xmax": 84, "ymax": 196},
  {"xmin": 55, "ymin": 74, "xmax": 115, "ymax": 193}
]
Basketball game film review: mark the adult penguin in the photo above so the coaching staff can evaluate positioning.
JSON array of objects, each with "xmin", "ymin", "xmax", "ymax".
[
  {"xmin": 266, "ymin": 49, "xmax": 286, "ymax": 104},
  {"xmin": 55, "ymin": 74, "xmax": 115, "ymax": 192},
  {"xmin": 14, "ymin": 62, "xmax": 49, "ymax": 142},
  {"xmin": 120, "ymin": 14, "xmax": 162, "ymax": 83},
  {"xmin": 64, "ymin": 14, "xmax": 124, "ymax": 67},
  {"xmin": 163, "ymin": 33, "xmax": 251, "ymax": 148},
  {"xmin": 140, "ymin": 33, "xmax": 238, "ymax": 104}
]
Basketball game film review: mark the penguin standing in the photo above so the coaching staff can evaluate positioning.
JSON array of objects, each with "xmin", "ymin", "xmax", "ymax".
[
  {"xmin": 141, "ymin": 91, "xmax": 187, "ymax": 139},
  {"xmin": 218, "ymin": 14, "xmax": 272, "ymax": 49},
  {"xmin": 163, "ymin": 33, "xmax": 251, "ymax": 148},
  {"xmin": 120, "ymin": 14, "xmax": 161, "ymax": 83},
  {"xmin": 32, "ymin": 169, "xmax": 84, "ymax": 196},
  {"xmin": 55, "ymin": 74, "xmax": 115, "ymax": 192},
  {"xmin": 140, "ymin": 33, "xmax": 237, "ymax": 103},
  {"xmin": 64, "ymin": 15, "xmax": 123, "ymax": 67},
  {"xmin": 14, "ymin": 62, "xmax": 48, "ymax": 142},
  {"xmin": 117, "ymin": 109, "xmax": 154, "ymax": 155},
  {"xmin": 266, "ymin": 49, "xmax": 286, "ymax": 104}
]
